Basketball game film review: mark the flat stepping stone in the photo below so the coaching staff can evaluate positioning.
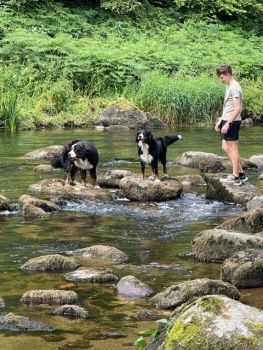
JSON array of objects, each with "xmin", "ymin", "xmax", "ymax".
[
  {"xmin": 21, "ymin": 290, "xmax": 78, "ymax": 305},
  {"xmin": 20, "ymin": 254, "xmax": 79, "ymax": 272},
  {"xmin": 64, "ymin": 267, "xmax": 118, "ymax": 283}
]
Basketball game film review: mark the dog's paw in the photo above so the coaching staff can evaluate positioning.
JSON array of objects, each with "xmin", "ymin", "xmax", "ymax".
[
  {"xmin": 94, "ymin": 185, "xmax": 101, "ymax": 189},
  {"xmin": 148, "ymin": 175, "xmax": 155, "ymax": 181}
]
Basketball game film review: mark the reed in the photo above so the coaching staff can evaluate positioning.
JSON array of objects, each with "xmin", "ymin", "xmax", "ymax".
[{"xmin": 0, "ymin": 91, "xmax": 19, "ymax": 132}]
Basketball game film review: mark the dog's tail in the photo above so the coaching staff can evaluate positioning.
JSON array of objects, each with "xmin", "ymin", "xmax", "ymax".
[
  {"xmin": 50, "ymin": 153, "xmax": 63, "ymax": 168},
  {"xmin": 164, "ymin": 134, "xmax": 182, "ymax": 146}
]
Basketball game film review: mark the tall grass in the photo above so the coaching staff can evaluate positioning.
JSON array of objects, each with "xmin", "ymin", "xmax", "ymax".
[
  {"xmin": 126, "ymin": 72, "xmax": 224, "ymax": 125},
  {"xmin": 0, "ymin": 91, "xmax": 19, "ymax": 132}
]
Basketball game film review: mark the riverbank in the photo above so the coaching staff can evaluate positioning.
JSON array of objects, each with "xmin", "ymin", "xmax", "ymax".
[{"xmin": 0, "ymin": 2, "xmax": 262, "ymax": 131}]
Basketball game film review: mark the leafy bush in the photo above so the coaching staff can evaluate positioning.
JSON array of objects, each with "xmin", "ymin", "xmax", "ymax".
[
  {"xmin": 101, "ymin": 0, "xmax": 143, "ymax": 14},
  {"xmin": 241, "ymin": 78, "xmax": 263, "ymax": 119}
]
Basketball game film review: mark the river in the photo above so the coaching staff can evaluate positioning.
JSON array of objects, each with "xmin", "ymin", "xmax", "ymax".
[{"xmin": 0, "ymin": 126, "xmax": 262, "ymax": 350}]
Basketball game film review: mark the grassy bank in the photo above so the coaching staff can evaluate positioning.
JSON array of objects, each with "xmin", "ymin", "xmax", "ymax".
[{"xmin": 0, "ymin": 2, "xmax": 262, "ymax": 130}]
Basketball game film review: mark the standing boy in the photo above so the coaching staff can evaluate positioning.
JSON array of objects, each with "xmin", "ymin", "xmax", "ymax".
[{"xmin": 215, "ymin": 63, "xmax": 248, "ymax": 185}]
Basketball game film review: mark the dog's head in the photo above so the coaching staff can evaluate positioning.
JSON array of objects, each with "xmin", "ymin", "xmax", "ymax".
[
  {"xmin": 68, "ymin": 141, "xmax": 86, "ymax": 160},
  {"xmin": 136, "ymin": 129, "xmax": 153, "ymax": 147}
]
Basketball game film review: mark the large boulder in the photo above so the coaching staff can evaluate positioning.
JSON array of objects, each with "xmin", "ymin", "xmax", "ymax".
[
  {"xmin": 153, "ymin": 295, "xmax": 263, "ymax": 350},
  {"xmin": 100, "ymin": 100, "xmax": 166, "ymax": 129},
  {"xmin": 0, "ymin": 313, "xmax": 55, "ymax": 332},
  {"xmin": 29, "ymin": 178, "xmax": 115, "ymax": 202},
  {"xmin": 119, "ymin": 177, "xmax": 183, "ymax": 202},
  {"xmin": 248, "ymin": 154, "xmax": 263, "ymax": 168},
  {"xmin": 20, "ymin": 254, "xmax": 79, "ymax": 272},
  {"xmin": 176, "ymin": 151, "xmax": 257, "ymax": 171},
  {"xmin": 66, "ymin": 245, "xmax": 128, "ymax": 263},
  {"xmin": 19, "ymin": 194, "xmax": 59, "ymax": 218},
  {"xmin": 219, "ymin": 208, "xmax": 263, "ymax": 234},
  {"xmin": 150, "ymin": 278, "xmax": 240, "ymax": 309},
  {"xmin": 21, "ymin": 290, "xmax": 78, "ymax": 305},
  {"xmin": 0, "ymin": 194, "xmax": 11, "ymax": 211},
  {"xmin": 204, "ymin": 173, "xmax": 260, "ymax": 204},
  {"xmin": 192, "ymin": 228, "xmax": 263, "ymax": 263},
  {"xmin": 64, "ymin": 267, "xmax": 118, "ymax": 283},
  {"xmin": 221, "ymin": 249, "xmax": 263, "ymax": 288},
  {"xmin": 116, "ymin": 275, "xmax": 153, "ymax": 298},
  {"xmin": 98, "ymin": 170, "xmax": 134, "ymax": 188},
  {"xmin": 25, "ymin": 145, "xmax": 64, "ymax": 160}
]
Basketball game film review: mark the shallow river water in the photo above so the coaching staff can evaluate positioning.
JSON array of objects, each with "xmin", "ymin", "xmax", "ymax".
[{"xmin": 0, "ymin": 126, "xmax": 262, "ymax": 350}]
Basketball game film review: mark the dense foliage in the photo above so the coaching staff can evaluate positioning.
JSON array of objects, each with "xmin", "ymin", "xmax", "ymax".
[{"xmin": 0, "ymin": 0, "xmax": 262, "ymax": 129}]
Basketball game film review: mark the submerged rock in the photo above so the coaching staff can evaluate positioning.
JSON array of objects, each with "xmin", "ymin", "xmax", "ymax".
[
  {"xmin": 221, "ymin": 249, "xmax": 263, "ymax": 288},
  {"xmin": 19, "ymin": 194, "xmax": 59, "ymax": 218},
  {"xmin": 192, "ymin": 228, "xmax": 263, "ymax": 263},
  {"xmin": 204, "ymin": 173, "xmax": 259, "ymax": 204},
  {"xmin": 64, "ymin": 267, "xmax": 118, "ymax": 283},
  {"xmin": 219, "ymin": 208, "xmax": 263, "ymax": 233},
  {"xmin": 25, "ymin": 145, "xmax": 64, "ymax": 160},
  {"xmin": 0, "ymin": 194, "xmax": 11, "ymax": 211},
  {"xmin": 117, "ymin": 275, "xmax": 153, "ymax": 298},
  {"xmin": 21, "ymin": 290, "xmax": 78, "ymax": 305},
  {"xmin": 119, "ymin": 176, "xmax": 183, "ymax": 202},
  {"xmin": 153, "ymin": 295, "xmax": 263, "ymax": 350},
  {"xmin": 20, "ymin": 254, "xmax": 79, "ymax": 272},
  {"xmin": 150, "ymin": 278, "xmax": 240, "ymax": 309},
  {"xmin": 98, "ymin": 170, "xmax": 134, "ymax": 188},
  {"xmin": 53, "ymin": 304, "xmax": 89, "ymax": 319},
  {"xmin": 0, "ymin": 313, "xmax": 55, "ymax": 332},
  {"xmin": 29, "ymin": 178, "xmax": 115, "ymax": 202},
  {"xmin": 66, "ymin": 244, "xmax": 128, "ymax": 263}
]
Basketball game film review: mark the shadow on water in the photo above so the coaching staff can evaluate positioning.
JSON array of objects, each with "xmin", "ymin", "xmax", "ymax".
[{"xmin": 0, "ymin": 126, "xmax": 262, "ymax": 349}]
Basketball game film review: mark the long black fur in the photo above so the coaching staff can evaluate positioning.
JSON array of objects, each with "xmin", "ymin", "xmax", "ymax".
[
  {"xmin": 51, "ymin": 140, "xmax": 99, "ymax": 187},
  {"xmin": 136, "ymin": 129, "xmax": 182, "ymax": 179}
]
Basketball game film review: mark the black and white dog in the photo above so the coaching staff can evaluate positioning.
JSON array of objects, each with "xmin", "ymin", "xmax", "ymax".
[
  {"xmin": 136, "ymin": 130, "xmax": 182, "ymax": 179},
  {"xmin": 51, "ymin": 140, "xmax": 99, "ymax": 187}
]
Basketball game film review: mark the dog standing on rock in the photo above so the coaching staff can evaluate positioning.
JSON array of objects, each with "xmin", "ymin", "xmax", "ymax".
[
  {"xmin": 136, "ymin": 129, "xmax": 182, "ymax": 179},
  {"xmin": 51, "ymin": 140, "xmax": 99, "ymax": 187}
]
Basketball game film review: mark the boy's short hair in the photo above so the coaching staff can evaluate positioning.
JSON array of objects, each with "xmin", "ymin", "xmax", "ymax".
[{"xmin": 216, "ymin": 64, "xmax": 232, "ymax": 76}]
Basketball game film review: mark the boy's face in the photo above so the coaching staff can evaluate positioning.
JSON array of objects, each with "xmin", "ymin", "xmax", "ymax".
[{"xmin": 218, "ymin": 73, "xmax": 232, "ymax": 84}]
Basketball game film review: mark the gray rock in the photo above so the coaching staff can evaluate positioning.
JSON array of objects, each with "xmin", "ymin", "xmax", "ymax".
[
  {"xmin": 0, "ymin": 194, "xmax": 11, "ymax": 211},
  {"xmin": 53, "ymin": 304, "xmax": 89, "ymax": 319},
  {"xmin": 221, "ymin": 249, "xmax": 263, "ymax": 288},
  {"xmin": 119, "ymin": 176, "xmax": 183, "ymax": 202},
  {"xmin": 0, "ymin": 313, "xmax": 55, "ymax": 332},
  {"xmin": 246, "ymin": 195, "xmax": 263, "ymax": 210},
  {"xmin": 25, "ymin": 145, "xmax": 64, "ymax": 160},
  {"xmin": 192, "ymin": 228, "xmax": 263, "ymax": 263},
  {"xmin": 0, "ymin": 297, "xmax": 5, "ymax": 308},
  {"xmin": 19, "ymin": 194, "xmax": 59, "ymax": 218},
  {"xmin": 34, "ymin": 164, "xmax": 60, "ymax": 173},
  {"xmin": 219, "ymin": 208, "xmax": 263, "ymax": 233},
  {"xmin": 20, "ymin": 254, "xmax": 79, "ymax": 272},
  {"xmin": 129, "ymin": 309, "xmax": 163, "ymax": 321},
  {"xmin": 66, "ymin": 244, "xmax": 128, "ymax": 263},
  {"xmin": 176, "ymin": 174, "xmax": 206, "ymax": 186},
  {"xmin": 150, "ymin": 278, "xmax": 240, "ymax": 309},
  {"xmin": 154, "ymin": 295, "xmax": 263, "ymax": 350},
  {"xmin": 98, "ymin": 170, "xmax": 134, "ymax": 188},
  {"xmin": 205, "ymin": 173, "xmax": 260, "ymax": 204},
  {"xmin": 248, "ymin": 154, "xmax": 263, "ymax": 168},
  {"xmin": 117, "ymin": 275, "xmax": 153, "ymax": 298},
  {"xmin": 64, "ymin": 267, "xmax": 118, "ymax": 283},
  {"xmin": 29, "ymin": 178, "xmax": 115, "ymax": 202},
  {"xmin": 21, "ymin": 290, "xmax": 78, "ymax": 305},
  {"xmin": 259, "ymin": 172, "xmax": 263, "ymax": 180}
]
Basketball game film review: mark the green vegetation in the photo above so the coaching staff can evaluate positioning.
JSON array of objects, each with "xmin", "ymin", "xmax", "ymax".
[{"xmin": 0, "ymin": 1, "xmax": 262, "ymax": 129}]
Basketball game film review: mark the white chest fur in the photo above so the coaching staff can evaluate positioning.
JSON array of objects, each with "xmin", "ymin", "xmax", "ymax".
[
  {"xmin": 74, "ymin": 158, "xmax": 93, "ymax": 170},
  {"xmin": 140, "ymin": 144, "xmax": 153, "ymax": 164}
]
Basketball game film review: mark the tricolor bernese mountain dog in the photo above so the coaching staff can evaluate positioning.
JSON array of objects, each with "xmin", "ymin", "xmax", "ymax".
[
  {"xmin": 136, "ymin": 129, "xmax": 182, "ymax": 179},
  {"xmin": 51, "ymin": 140, "xmax": 99, "ymax": 187}
]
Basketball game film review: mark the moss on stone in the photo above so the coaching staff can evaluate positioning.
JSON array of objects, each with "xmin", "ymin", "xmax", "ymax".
[{"xmin": 197, "ymin": 296, "xmax": 223, "ymax": 315}]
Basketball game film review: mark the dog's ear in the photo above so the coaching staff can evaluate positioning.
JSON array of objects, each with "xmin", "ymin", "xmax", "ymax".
[{"xmin": 135, "ymin": 130, "xmax": 140, "ymax": 142}]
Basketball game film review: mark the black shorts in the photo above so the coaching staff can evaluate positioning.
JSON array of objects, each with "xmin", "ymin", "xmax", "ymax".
[{"xmin": 219, "ymin": 120, "xmax": 241, "ymax": 141}]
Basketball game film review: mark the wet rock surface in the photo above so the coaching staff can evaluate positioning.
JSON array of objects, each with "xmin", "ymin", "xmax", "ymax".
[
  {"xmin": 150, "ymin": 278, "xmax": 240, "ymax": 309},
  {"xmin": 20, "ymin": 254, "xmax": 79, "ymax": 272},
  {"xmin": 64, "ymin": 267, "xmax": 119, "ymax": 283},
  {"xmin": 152, "ymin": 295, "xmax": 263, "ymax": 350},
  {"xmin": 192, "ymin": 228, "xmax": 263, "ymax": 263},
  {"xmin": 34, "ymin": 164, "xmax": 60, "ymax": 173},
  {"xmin": 19, "ymin": 194, "xmax": 59, "ymax": 218},
  {"xmin": 0, "ymin": 194, "xmax": 11, "ymax": 211},
  {"xmin": 21, "ymin": 290, "xmax": 78, "ymax": 305},
  {"xmin": 205, "ymin": 173, "xmax": 260, "ymax": 204},
  {"xmin": 221, "ymin": 249, "xmax": 263, "ymax": 288},
  {"xmin": 98, "ymin": 170, "xmax": 134, "ymax": 188},
  {"xmin": 25, "ymin": 145, "xmax": 64, "ymax": 160},
  {"xmin": 66, "ymin": 244, "xmax": 128, "ymax": 263},
  {"xmin": 176, "ymin": 174, "xmax": 206, "ymax": 186},
  {"xmin": 246, "ymin": 195, "xmax": 263, "ymax": 210},
  {"xmin": 53, "ymin": 304, "xmax": 89, "ymax": 319},
  {"xmin": 0, "ymin": 297, "xmax": 5, "ymax": 308},
  {"xmin": 29, "ymin": 178, "xmax": 115, "ymax": 202},
  {"xmin": 0, "ymin": 313, "xmax": 55, "ymax": 332},
  {"xmin": 219, "ymin": 208, "xmax": 263, "ymax": 233},
  {"xmin": 116, "ymin": 275, "xmax": 153, "ymax": 297}
]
